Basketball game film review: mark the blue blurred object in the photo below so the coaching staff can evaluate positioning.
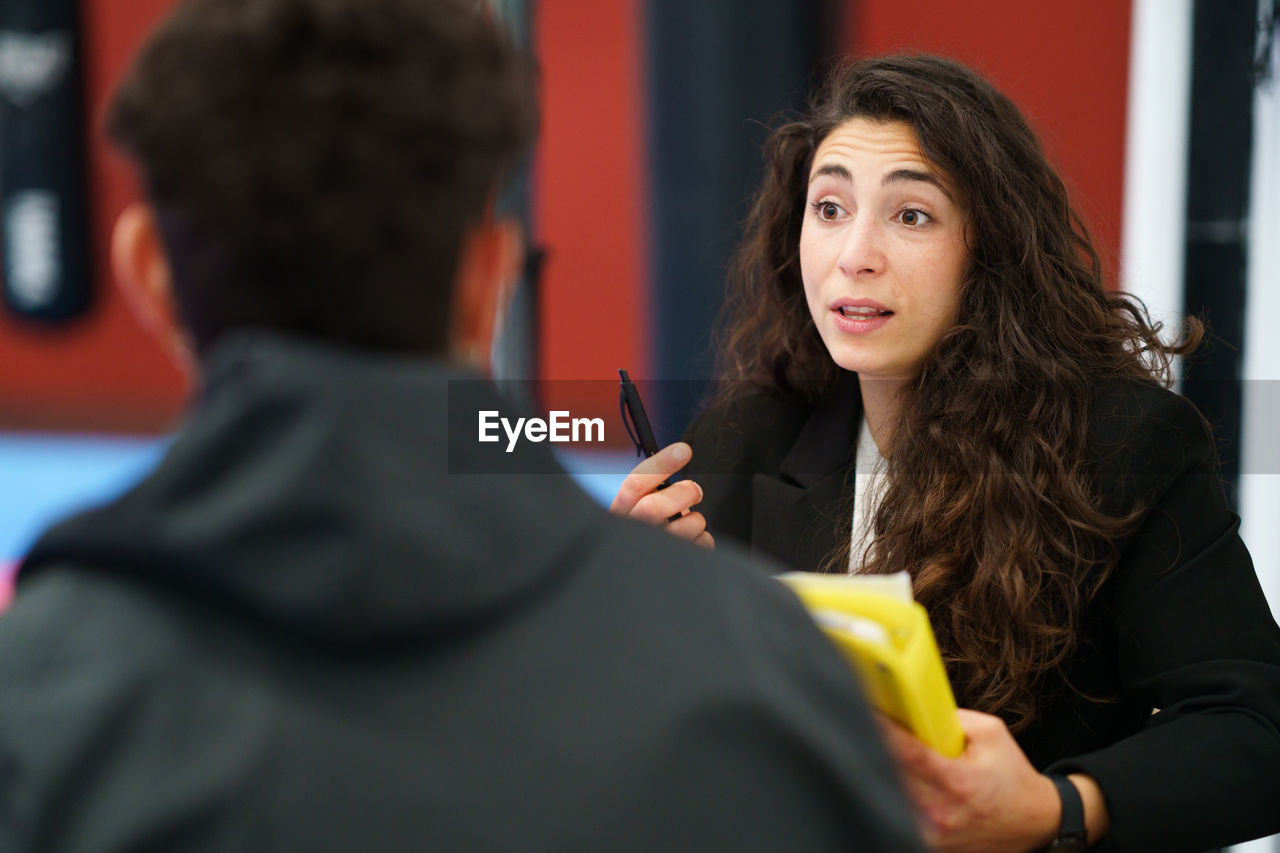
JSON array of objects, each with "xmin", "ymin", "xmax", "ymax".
[
  {"xmin": 0, "ymin": 435, "xmax": 630, "ymax": 566},
  {"xmin": 553, "ymin": 448, "xmax": 630, "ymax": 508},
  {"xmin": 0, "ymin": 431, "xmax": 168, "ymax": 562}
]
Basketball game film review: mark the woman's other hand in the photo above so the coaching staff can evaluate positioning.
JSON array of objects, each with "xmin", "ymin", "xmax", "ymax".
[
  {"xmin": 610, "ymin": 442, "xmax": 714, "ymax": 549},
  {"xmin": 878, "ymin": 709, "xmax": 1097, "ymax": 852}
]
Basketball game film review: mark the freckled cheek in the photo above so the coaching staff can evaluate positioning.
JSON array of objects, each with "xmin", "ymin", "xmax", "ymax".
[
  {"xmin": 912, "ymin": 249, "xmax": 967, "ymax": 317},
  {"xmin": 798, "ymin": 230, "xmax": 819, "ymax": 276},
  {"xmin": 798, "ymin": 235, "xmax": 826, "ymax": 315},
  {"xmin": 937, "ymin": 255, "xmax": 968, "ymax": 325},
  {"xmin": 800, "ymin": 274, "xmax": 824, "ymax": 326}
]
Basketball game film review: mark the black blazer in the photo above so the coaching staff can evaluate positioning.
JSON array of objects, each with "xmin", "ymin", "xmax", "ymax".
[{"xmin": 684, "ymin": 373, "xmax": 1280, "ymax": 852}]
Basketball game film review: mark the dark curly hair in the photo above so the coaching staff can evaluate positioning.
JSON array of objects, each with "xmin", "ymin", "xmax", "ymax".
[
  {"xmin": 107, "ymin": 0, "xmax": 538, "ymax": 356},
  {"xmin": 715, "ymin": 54, "xmax": 1201, "ymax": 731}
]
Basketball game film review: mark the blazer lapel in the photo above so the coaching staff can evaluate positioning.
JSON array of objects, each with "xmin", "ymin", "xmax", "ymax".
[{"xmin": 750, "ymin": 372, "xmax": 862, "ymax": 572}]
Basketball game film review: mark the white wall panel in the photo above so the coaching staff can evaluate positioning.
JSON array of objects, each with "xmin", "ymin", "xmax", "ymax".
[{"xmin": 1121, "ymin": 0, "xmax": 1193, "ymax": 366}]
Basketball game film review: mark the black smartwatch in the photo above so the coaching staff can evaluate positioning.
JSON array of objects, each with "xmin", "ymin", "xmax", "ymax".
[{"xmin": 1043, "ymin": 773, "xmax": 1089, "ymax": 850}]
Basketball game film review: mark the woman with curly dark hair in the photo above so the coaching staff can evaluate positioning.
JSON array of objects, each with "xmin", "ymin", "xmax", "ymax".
[{"xmin": 611, "ymin": 55, "xmax": 1280, "ymax": 851}]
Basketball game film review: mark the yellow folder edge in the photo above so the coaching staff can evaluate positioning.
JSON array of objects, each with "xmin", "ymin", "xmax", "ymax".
[{"xmin": 777, "ymin": 573, "xmax": 966, "ymax": 758}]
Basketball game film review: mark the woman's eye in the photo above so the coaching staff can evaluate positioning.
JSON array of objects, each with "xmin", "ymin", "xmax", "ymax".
[
  {"xmin": 898, "ymin": 208, "xmax": 932, "ymax": 227},
  {"xmin": 812, "ymin": 201, "xmax": 843, "ymax": 221}
]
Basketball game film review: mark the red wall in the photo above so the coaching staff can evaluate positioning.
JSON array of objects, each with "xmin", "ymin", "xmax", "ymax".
[
  {"xmin": 534, "ymin": 0, "xmax": 649, "ymax": 421},
  {"xmin": 843, "ymin": 0, "xmax": 1133, "ymax": 278},
  {"xmin": 0, "ymin": 0, "xmax": 185, "ymax": 433}
]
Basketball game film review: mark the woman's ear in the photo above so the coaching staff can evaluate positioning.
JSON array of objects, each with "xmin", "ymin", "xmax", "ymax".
[
  {"xmin": 450, "ymin": 217, "xmax": 523, "ymax": 372},
  {"xmin": 111, "ymin": 203, "xmax": 194, "ymax": 375}
]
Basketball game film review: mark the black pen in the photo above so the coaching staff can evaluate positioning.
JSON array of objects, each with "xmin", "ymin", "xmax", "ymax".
[
  {"xmin": 619, "ymin": 369, "xmax": 683, "ymax": 521},
  {"xmin": 619, "ymin": 369, "xmax": 661, "ymax": 456}
]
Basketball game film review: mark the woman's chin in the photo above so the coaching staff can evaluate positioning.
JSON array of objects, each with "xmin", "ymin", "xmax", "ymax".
[{"xmin": 824, "ymin": 350, "xmax": 903, "ymax": 382}]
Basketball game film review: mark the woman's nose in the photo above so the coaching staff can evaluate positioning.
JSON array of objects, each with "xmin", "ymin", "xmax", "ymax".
[{"xmin": 837, "ymin": 216, "xmax": 886, "ymax": 277}]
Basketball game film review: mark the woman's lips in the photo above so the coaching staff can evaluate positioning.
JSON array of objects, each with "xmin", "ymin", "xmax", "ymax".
[{"xmin": 831, "ymin": 303, "xmax": 893, "ymax": 334}]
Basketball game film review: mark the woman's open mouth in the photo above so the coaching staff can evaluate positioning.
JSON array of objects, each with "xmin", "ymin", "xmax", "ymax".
[
  {"xmin": 831, "ymin": 304, "xmax": 894, "ymax": 333},
  {"xmin": 838, "ymin": 306, "xmax": 893, "ymax": 319}
]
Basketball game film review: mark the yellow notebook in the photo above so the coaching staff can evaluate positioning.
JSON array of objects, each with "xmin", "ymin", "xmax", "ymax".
[{"xmin": 778, "ymin": 571, "xmax": 965, "ymax": 758}]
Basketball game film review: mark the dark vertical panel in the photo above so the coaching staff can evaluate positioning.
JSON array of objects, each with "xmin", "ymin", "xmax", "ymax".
[
  {"xmin": 489, "ymin": 0, "xmax": 538, "ymax": 397},
  {"xmin": 645, "ymin": 0, "xmax": 831, "ymax": 441},
  {"xmin": 0, "ymin": 0, "xmax": 91, "ymax": 322},
  {"xmin": 1182, "ymin": 0, "xmax": 1257, "ymax": 507}
]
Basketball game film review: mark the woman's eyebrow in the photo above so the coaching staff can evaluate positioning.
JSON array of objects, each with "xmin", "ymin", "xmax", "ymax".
[
  {"xmin": 882, "ymin": 168, "xmax": 953, "ymax": 200},
  {"xmin": 809, "ymin": 163, "xmax": 852, "ymax": 185}
]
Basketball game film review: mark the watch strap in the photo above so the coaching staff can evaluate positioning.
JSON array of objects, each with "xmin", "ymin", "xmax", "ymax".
[{"xmin": 1044, "ymin": 773, "xmax": 1089, "ymax": 850}]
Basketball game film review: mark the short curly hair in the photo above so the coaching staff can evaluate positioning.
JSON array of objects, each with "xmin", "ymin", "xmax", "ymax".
[{"xmin": 107, "ymin": 0, "xmax": 538, "ymax": 356}]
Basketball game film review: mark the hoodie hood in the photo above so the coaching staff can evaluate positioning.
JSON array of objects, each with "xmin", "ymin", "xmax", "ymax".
[{"xmin": 19, "ymin": 333, "xmax": 603, "ymax": 649}]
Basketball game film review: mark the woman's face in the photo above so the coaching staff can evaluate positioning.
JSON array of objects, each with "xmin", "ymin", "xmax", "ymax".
[{"xmin": 800, "ymin": 117, "xmax": 968, "ymax": 382}]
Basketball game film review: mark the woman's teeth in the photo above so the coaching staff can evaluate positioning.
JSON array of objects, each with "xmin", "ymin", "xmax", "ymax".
[{"xmin": 839, "ymin": 306, "xmax": 890, "ymax": 317}]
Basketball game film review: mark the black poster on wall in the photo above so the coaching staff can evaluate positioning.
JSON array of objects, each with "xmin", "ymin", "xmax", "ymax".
[{"xmin": 0, "ymin": 0, "xmax": 91, "ymax": 322}]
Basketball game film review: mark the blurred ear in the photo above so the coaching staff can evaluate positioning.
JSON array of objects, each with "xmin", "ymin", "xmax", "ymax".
[
  {"xmin": 111, "ymin": 203, "xmax": 194, "ymax": 376},
  {"xmin": 450, "ymin": 216, "xmax": 523, "ymax": 372}
]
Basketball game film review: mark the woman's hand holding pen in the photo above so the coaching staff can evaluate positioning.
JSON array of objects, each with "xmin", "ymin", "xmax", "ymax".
[{"xmin": 610, "ymin": 442, "xmax": 714, "ymax": 549}]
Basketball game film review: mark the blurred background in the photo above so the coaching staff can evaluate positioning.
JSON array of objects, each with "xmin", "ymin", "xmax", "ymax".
[{"xmin": 0, "ymin": 3, "xmax": 1276, "ymax": 835}]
